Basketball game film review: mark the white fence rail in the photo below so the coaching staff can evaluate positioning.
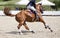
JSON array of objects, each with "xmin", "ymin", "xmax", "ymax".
[
  {"xmin": 0, "ymin": 10, "xmax": 60, "ymax": 16},
  {"xmin": 42, "ymin": 11, "xmax": 60, "ymax": 16}
]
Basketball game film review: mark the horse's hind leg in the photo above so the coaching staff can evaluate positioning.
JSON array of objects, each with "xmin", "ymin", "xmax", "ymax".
[
  {"xmin": 17, "ymin": 22, "xmax": 24, "ymax": 34},
  {"xmin": 39, "ymin": 17, "xmax": 53, "ymax": 32},
  {"xmin": 17, "ymin": 23, "xmax": 23, "ymax": 34},
  {"xmin": 23, "ymin": 22, "xmax": 35, "ymax": 33}
]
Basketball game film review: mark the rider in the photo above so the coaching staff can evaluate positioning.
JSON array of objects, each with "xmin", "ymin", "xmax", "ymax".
[{"xmin": 26, "ymin": 0, "xmax": 39, "ymax": 19}]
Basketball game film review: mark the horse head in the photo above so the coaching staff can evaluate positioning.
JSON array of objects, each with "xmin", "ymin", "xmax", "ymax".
[{"xmin": 36, "ymin": 4, "xmax": 43, "ymax": 14}]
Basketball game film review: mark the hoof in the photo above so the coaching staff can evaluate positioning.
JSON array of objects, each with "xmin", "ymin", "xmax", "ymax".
[
  {"xmin": 18, "ymin": 32, "xmax": 21, "ymax": 34},
  {"xmin": 18, "ymin": 32, "xmax": 23, "ymax": 35},
  {"xmin": 51, "ymin": 30, "xmax": 53, "ymax": 32},
  {"xmin": 45, "ymin": 26, "xmax": 47, "ymax": 29},
  {"xmin": 31, "ymin": 31, "xmax": 35, "ymax": 33}
]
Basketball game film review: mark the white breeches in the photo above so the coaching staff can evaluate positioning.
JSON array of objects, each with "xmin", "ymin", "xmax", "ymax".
[{"xmin": 27, "ymin": 5, "xmax": 36, "ymax": 11}]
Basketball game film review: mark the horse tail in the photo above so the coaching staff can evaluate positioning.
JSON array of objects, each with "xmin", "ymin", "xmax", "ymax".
[{"xmin": 3, "ymin": 7, "xmax": 16, "ymax": 17}]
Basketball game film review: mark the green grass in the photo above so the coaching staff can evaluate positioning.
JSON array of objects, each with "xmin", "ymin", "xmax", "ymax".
[
  {"xmin": 0, "ymin": 0, "xmax": 60, "ymax": 10},
  {"xmin": 0, "ymin": 0, "xmax": 3, "ymax": 1}
]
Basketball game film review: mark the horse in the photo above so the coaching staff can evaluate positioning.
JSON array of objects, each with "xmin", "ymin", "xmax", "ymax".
[{"xmin": 3, "ymin": 4, "xmax": 53, "ymax": 34}]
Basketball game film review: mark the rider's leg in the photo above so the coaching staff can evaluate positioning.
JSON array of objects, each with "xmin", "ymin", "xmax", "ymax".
[
  {"xmin": 27, "ymin": 5, "xmax": 38, "ymax": 15},
  {"xmin": 27, "ymin": 5, "xmax": 39, "ymax": 19},
  {"xmin": 30, "ymin": 6, "xmax": 39, "ymax": 19}
]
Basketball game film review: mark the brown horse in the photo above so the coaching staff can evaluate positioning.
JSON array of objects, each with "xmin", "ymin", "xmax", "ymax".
[{"xmin": 4, "ymin": 4, "xmax": 53, "ymax": 34}]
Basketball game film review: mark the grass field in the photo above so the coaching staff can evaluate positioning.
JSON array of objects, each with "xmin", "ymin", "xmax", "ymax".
[{"xmin": 0, "ymin": 0, "xmax": 60, "ymax": 10}]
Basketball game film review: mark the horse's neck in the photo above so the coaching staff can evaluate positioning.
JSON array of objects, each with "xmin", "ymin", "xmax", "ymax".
[{"xmin": 36, "ymin": 5, "xmax": 41, "ymax": 13}]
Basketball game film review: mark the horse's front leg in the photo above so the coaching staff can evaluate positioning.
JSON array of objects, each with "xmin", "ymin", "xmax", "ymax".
[{"xmin": 39, "ymin": 16, "xmax": 53, "ymax": 32}]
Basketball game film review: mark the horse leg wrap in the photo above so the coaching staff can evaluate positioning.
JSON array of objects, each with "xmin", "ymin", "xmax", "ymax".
[{"xmin": 47, "ymin": 26, "xmax": 53, "ymax": 32}]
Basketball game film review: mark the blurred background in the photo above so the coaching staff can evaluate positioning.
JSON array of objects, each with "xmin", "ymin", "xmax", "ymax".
[{"xmin": 0, "ymin": 0, "xmax": 60, "ymax": 11}]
